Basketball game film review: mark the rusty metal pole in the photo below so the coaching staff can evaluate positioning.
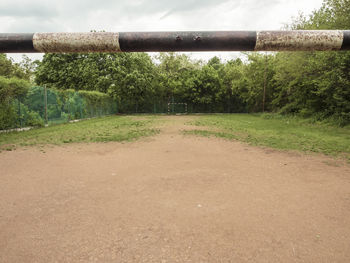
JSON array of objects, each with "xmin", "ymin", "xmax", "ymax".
[{"xmin": 0, "ymin": 31, "xmax": 349, "ymax": 53}]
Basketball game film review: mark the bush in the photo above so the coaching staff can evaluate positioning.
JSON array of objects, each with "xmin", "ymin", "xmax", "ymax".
[
  {"xmin": 0, "ymin": 103, "xmax": 17, "ymax": 130},
  {"xmin": 26, "ymin": 111, "xmax": 44, "ymax": 127},
  {"xmin": 0, "ymin": 76, "xmax": 30, "ymax": 129}
]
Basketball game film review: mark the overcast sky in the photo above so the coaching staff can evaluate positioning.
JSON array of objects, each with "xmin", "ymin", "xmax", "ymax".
[{"xmin": 1, "ymin": 0, "xmax": 324, "ymax": 62}]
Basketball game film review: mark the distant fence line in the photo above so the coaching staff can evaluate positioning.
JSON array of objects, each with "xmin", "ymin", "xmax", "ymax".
[{"xmin": 0, "ymin": 86, "xmax": 250, "ymax": 131}]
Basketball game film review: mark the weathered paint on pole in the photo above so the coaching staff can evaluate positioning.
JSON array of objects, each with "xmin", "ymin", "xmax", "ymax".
[
  {"xmin": 0, "ymin": 30, "xmax": 349, "ymax": 53},
  {"xmin": 255, "ymin": 30, "xmax": 344, "ymax": 51}
]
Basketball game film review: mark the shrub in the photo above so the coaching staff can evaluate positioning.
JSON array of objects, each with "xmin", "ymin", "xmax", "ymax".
[{"xmin": 26, "ymin": 111, "xmax": 44, "ymax": 127}]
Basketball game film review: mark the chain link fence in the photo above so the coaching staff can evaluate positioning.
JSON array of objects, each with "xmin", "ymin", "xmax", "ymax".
[
  {"xmin": 1, "ymin": 86, "xmax": 247, "ymax": 131},
  {"xmin": 1, "ymin": 86, "xmax": 118, "ymax": 130}
]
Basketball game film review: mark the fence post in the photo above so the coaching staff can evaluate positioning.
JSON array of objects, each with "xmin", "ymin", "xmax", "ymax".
[
  {"xmin": 18, "ymin": 99, "xmax": 22, "ymax": 127},
  {"xmin": 172, "ymin": 95, "xmax": 174, "ymax": 114},
  {"xmin": 263, "ymin": 52, "xmax": 267, "ymax": 112},
  {"xmin": 44, "ymin": 85, "xmax": 48, "ymax": 125}
]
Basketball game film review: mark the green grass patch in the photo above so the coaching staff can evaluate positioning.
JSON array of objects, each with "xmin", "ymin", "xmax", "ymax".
[
  {"xmin": 186, "ymin": 114, "xmax": 350, "ymax": 160},
  {"xmin": 0, "ymin": 115, "xmax": 159, "ymax": 150}
]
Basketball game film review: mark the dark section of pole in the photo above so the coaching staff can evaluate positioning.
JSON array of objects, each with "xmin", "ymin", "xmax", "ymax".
[
  {"xmin": 341, "ymin": 30, "xmax": 350, "ymax": 50},
  {"xmin": 119, "ymin": 31, "xmax": 257, "ymax": 52},
  {"xmin": 0, "ymin": 33, "xmax": 35, "ymax": 53}
]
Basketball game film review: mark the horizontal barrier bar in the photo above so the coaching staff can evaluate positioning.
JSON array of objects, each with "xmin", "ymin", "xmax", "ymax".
[{"xmin": 0, "ymin": 30, "xmax": 349, "ymax": 53}]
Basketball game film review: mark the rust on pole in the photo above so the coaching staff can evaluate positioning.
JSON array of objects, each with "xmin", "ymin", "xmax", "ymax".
[{"xmin": 0, "ymin": 30, "xmax": 349, "ymax": 53}]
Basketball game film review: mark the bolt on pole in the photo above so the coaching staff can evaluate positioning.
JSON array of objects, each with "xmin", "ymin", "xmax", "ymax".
[{"xmin": 0, "ymin": 30, "xmax": 349, "ymax": 53}]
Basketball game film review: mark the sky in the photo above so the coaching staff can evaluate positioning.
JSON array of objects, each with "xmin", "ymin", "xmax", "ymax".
[{"xmin": 1, "ymin": 0, "xmax": 324, "ymax": 63}]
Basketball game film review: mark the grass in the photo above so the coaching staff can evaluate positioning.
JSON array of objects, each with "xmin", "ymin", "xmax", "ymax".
[
  {"xmin": 185, "ymin": 113, "xmax": 350, "ymax": 160},
  {"xmin": 0, "ymin": 115, "xmax": 159, "ymax": 151},
  {"xmin": 2, "ymin": 113, "xmax": 349, "ymax": 160}
]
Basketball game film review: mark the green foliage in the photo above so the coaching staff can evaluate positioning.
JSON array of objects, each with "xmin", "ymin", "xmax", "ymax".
[
  {"xmin": 106, "ymin": 53, "xmax": 159, "ymax": 113},
  {"xmin": 0, "ymin": 54, "xmax": 35, "ymax": 129},
  {"xmin": 0, "ymin": 103, "xmax": 17, "ymax": 130},
  {"xmin": 25, "ymin": 111, "xmax": 44, "ymax": 127},
  {"xmin": 270, "ymin": 0, "xmax": 350, "ymax": 125},
  {"xmin": 0, "ymin": 76, "xmax": 29, "ymax": 103},
  {"xmin": 35, "ymin": 53, "xmax": 119, "ymax": 92},
  {"xmin": 35, "ymin": 53, "xmax": 159, "ymax": 113},
  {"xmin": 0, "ymin": 54, "xmax": 30, "ymax": 80},
  {"xmin": 0, "ymin": 85, "xmax": 117, "ymax": 130},
  {"xmin": 291, "ymin": 0, "xmax": 350, "ymax": 30},
  {"xmin": 0, "ymin": 76, "xmax": 30, "ymax": 129},
  {"xmin": 30, "ymin": 0, "xmax": 350, "ymax": 124}
]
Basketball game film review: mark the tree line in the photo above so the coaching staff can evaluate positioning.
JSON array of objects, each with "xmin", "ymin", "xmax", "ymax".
[{"xmin": 1, "ymin": 0, "xmax": 350, "ymax": 126}]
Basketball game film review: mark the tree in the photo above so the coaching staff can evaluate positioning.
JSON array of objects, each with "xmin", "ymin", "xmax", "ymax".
[
  {"xmin": 107, "ymin": 53, "xmax": 158, "ymax": 113},
  {"xmin": 277, "ymin": 0, "xmax": 350, "ymax": 124}
]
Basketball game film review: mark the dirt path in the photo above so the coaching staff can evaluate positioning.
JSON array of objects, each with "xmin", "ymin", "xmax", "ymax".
[{"xmin": 1, "ymin": 116, "xmax": 350, "ymax": 262}]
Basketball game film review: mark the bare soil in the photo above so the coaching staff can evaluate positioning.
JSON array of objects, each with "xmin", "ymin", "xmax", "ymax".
[{"xmin": 1, "ymin": 116, "xmax": 350, "ymax": 262}]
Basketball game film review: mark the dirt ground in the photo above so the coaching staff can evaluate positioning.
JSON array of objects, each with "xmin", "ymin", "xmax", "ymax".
[{"xmin": 1, "ymin": 116, "xmax": 350, "ymax": 262}]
